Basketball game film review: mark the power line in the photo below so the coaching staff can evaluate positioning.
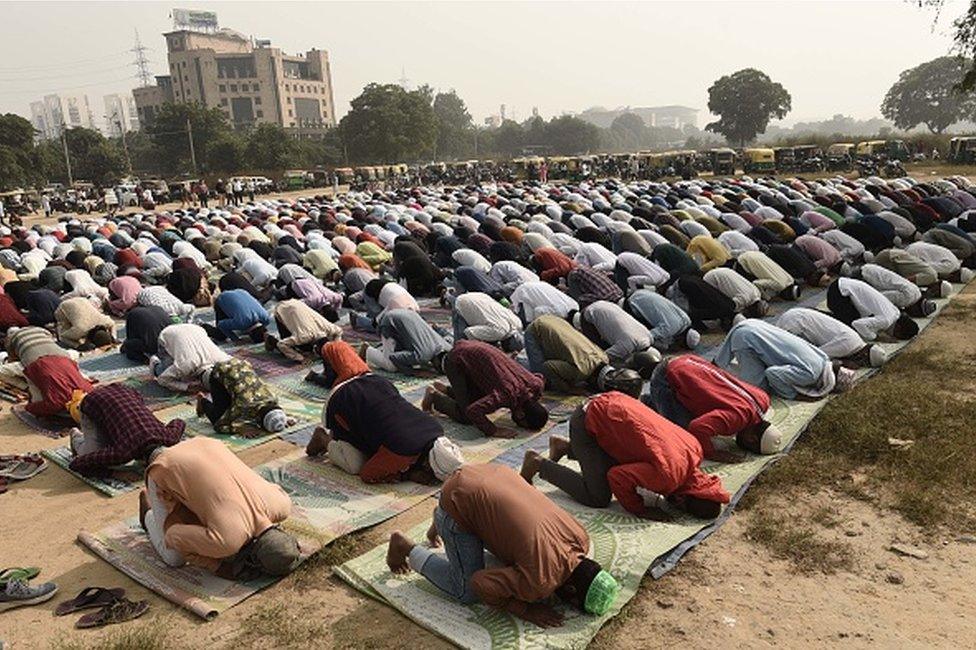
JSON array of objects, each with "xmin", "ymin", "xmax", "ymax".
[
  {"xmin": 4, "ymin": 75, "xmax": 139, "ymax": 95},
  {"xmin": 0, "ymin": 51, "xmax": 133, "ymax": 73},
  {"xmin": 0, "ymin": 63, "xmax": 138, "ymax": 82}
]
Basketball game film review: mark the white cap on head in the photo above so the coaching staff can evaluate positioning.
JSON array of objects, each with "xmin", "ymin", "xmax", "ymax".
[
  {"xmin": 572, "ymin": 311, "xmax": 582, "ymax": 330},
  {"xmin": 685, "ymin": 328, "xmax": 701, "ymax": 349},
  {"xmin": 834, "ymin": 366, "xmax": 856, "ymax": 392},
  {"xmin": 428, "ymin": 436, "xmax": 465, "ymax": 481},
  {"xmin": 869, "ymin": 345, "xmax": 887, "ymax": 368},
  {"xmin": 732, "ymin": 313, "xmax": 747, "ymax": 327},
  {"xmin": 760, "ymin": 424, "xmax": 784, "ymax": 454},
  {"xmin": 862, "ymin": 251, "xmax": 875, "ymax": 264},
  {"xmin": 263, "ymin": 408, "xmax": 287, "ymax": 432}
]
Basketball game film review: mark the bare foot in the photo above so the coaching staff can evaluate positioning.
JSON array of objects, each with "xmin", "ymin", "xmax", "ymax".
[
  {"xmin": 357, "ymin": 342, "xmax": 368, "ymax": 361},
  {"xmin": 548, "ymin": 436, "xmax": 570, "ymax": 462},
  {"xmin": 431, "ymin": 380, "xmax": 449, "ymax": 394},
  {"xmin": 139, "ymin": 489, "xmax": 150, "ymax": 530},
  {"xmin": 519, "ymin": 449, "xmax": 543, "ymax": 484},
  {"xmin": 421, "ymin": 386, "xmax": 436, "ymax": 412},
  {"xmin": 306, "ymin": 426, "xmax": 330, "ymax": 457},
  {"xmin": 386, "ymin": 531, "xmax": 414, "ymax": 574},
  {"xmin": 195, "ymin": 393, "xmax": 207, "ymax": 418}
]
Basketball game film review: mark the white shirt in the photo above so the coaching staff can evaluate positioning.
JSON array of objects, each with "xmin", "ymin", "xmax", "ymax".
[
  {"xmin": 820, "ymin": 230, "xmax": 865, "ymax": 262},
  {"xmin": 574, "ymin": 242, "xmax": 616, "ymax": 271},
  {"xmin": 703, "ymin": 268, "xmax": 762, "ymax": 311},
  {"xmin": 489, "ymin": 261, "xmax": 539, "ymax": 286},
  {"xmin": 510, "ymin": 281, "xmax": 579, "ymax": 322},
  {"xmin": 906, "ymin": 241, "xmax": 960, "ymax": 275},
  {"xmin": 616, "ymin": 252, "xmax": 668, "ymax": 286},
  {"xmin": 454, "ymin": 292, "xmax": 522, "ymax": 342},
  {"xmin": 777, "ymin": 307, "xmax": 865, "ymax": 359},
  {"xmin": 860, "ymin": 264, "xmax": 921, "ymax": 309},
  {"xmin": 451, "ymin": 249, "xmax": 492, "ymax": 274},
  {"xmin": 717, "ymin": 231, "xmax": 759, "ymax": 259},
  {"xmin": 156, "ymin": 324, "xmax": 230, "ymax": 391},
  {"xmin": 837, "ymin": 278, "xmax": 900, "ymax": 341},
  {"xmin": 241, "ymin": 257, "xmax": 278, "ymax": 287}
]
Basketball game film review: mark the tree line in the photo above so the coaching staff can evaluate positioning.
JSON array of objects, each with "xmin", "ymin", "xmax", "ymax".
[{"xmin": 3, "ymin": 52, "xmax": 976, "ymax": 190}]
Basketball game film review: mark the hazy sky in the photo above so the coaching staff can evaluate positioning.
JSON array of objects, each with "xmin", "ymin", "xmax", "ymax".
[{"xmin": 1, "ymin": 1, "xmax": 968, "ymax": 129}]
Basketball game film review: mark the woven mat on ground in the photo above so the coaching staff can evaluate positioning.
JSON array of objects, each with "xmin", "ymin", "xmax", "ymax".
[
  {"xmin": 41, "ymin": 446, "xmax": 143, "ymax": 497},
  {"xmin": 333, "ymin": 282, "xmax": 969, "ymax": 649},
  {"xmin": 12, "ymin": 406, "xmax": 74, "ymax": 438},
  {"xmin": 78, "ymin": 517, "xmax": 315, "ymax": 620},
  {"xmin": 78, "ymin": 350, "xmax": 146, "ymax": 380},
  {"xmin": 259, "ymin": 395, "xmax": 577, "ymax": 549}
]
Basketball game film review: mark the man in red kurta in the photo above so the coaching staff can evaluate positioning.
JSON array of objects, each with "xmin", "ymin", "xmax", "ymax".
[
  {"xmin": 643, "ymin": 354, "xmax": 782, "ymax": 461},
  {"xmin": 521, "ymin": 391, "xmax": 730, "ymax": 519},
  {"xmin": 531, "ymin": 248, "xmax": 576, "ymax": 284},
  {"xmin": 23, "ymin": 355, "xmax": 93, "ymax": 418}
]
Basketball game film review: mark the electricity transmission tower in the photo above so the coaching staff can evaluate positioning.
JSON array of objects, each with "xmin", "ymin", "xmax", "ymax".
[{"xmin": 132, "ymin": 29, "xmax": 153, "ymax": 87}]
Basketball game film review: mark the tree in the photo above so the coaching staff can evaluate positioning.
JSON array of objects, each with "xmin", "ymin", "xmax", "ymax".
[
  {"xmin": 881, "ymin": 56, "xmax": 976, "ymax": 133},
  {"xmin": 339, "ymin": 83, "xmax": 438, "ymax": 163},
  {"xmin": 609, "ymin": 113, "xmax": 647, "ymax": 151},
  {"xmin": 544, "ymin": 116, "xmax": 601, "ymax": 154},
  {"xmin": 705, "ymin": 68, "xmax": 791, "ymax": 146},
  {"xmin": 245, "ymin": 123, "xmax": 291, "ymax": 170},
  {"xmin": 919, "ymin": 1, "xmax": 976, "ymax": 89},
  {"xmin": 432, "ymin": 90, "xmax": 473, "ymax": 159},
  {"xmin": 207, "ymin": 134, "xmax": 245, "ymax": 174},
  {"xmin": 145, "ymin": 103, "xmax": 231, "ymax": 174},
  {"xmin": 492, "ymin": 120, "xmax": 524, "ymax": 157},
  {"xmin": 61, "ymin": 127, "xmax": 125, "ymax": 183},
  {"xmin": 0, "ymin": 113, "xmax": 40, "ymax": 189}
]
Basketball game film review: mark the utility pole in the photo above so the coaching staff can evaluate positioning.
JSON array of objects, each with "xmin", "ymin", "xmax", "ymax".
[
  {"xmin": 117, "ymin": 116, "xmax": 132, "ymax": 176},
  {"xmin": 60, "ymin": 121, "xmax": 73, "ymax": 185},
  {"xmin": 186, "ymin": 117, "xmax": 198, "ymax": 175}
]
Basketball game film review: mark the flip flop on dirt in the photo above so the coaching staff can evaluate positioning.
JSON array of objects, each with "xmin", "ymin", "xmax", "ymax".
[
  {"xmin": 0, "ymin": 456, "xmax": 47, "ymax": 481},
  {"xmin": 75, "ymin": 598, "xmax": 149, "ymax": 629},
  {"xmin": 0, "ymin": 567, "xmax": 40, "ymax": 585},
  {"xmin": 55, "ymin": 587, "xmax": 125, "ymax": 616}
]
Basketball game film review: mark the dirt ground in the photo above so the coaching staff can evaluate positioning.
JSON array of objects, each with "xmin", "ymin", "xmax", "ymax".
[{"xmin": 2, "ymin": 186, "xmax": 976, "ymax": 649}]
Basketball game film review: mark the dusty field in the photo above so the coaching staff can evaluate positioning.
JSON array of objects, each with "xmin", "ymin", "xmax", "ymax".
[{"xmin": 2, "ymin": 178, "xmax": 976, "ymax": 649}]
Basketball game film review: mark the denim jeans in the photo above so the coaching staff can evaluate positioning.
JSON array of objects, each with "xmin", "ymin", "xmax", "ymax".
[
  {"xmin": 522, "ymin": 329, "xmax": 546, "ymax": 374},
  {"xmin": 642, "ymin": 362, "xmax": 693, "ymax": 429},
  {"xmin": 452, "ymin": 312, "xmax": 469, "ymax": 342},
  {"xmin": 408, "ymin": 506, "xmax": 485, "ymax": 604}
]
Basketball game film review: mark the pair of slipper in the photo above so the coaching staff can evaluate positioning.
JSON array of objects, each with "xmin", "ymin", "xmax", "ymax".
[
  {"xmin": 55, "ymin": 587, "xmax": 149, "ymax": 629},
  {"xmin": 0, "ymin": 454, "xmax": 48, "ymax": 481}
]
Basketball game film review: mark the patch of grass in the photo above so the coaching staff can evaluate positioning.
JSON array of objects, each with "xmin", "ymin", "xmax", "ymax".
[
  {"xmin": 237, "ymin": 602, "xmax": 326, "ymax": 648},
  {"xmin": 744, "ymin": 511, "xmax": 855, "ymax": 574},
  {"xmin": 809, "ymin": 504, "xmax": 842, "ymax": 529},
  {"xmin": 53, "ymin": 623, "xmax": 170, "ymax": 650},
  {"xmin": 290, "ymin": 534, "xmax": 362, "ymax": 589},
  {"xmin": 747, "ymin": 343, "xmax": 976, "ymax": 530}
]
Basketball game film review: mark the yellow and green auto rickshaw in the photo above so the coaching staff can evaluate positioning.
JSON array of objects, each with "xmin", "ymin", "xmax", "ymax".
[
  {"xmin": 773, "ymin": 147, "xmax": 796, "ymax": 173},
  {"xmin": 709, "ymin": 148, "xmax": 736, "ymax": 175},
  {"xmin": 826, "ymin": 143, "xmax": 855, "ymax": 171},
  {"xmin": 742, "ymin": 148, "xmax": 776, "ymax": 174}
]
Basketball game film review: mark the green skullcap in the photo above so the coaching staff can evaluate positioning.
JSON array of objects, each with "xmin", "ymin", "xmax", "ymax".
[{"xmin": 583, "ymin": 570, "xmax": 619, "ymax": 616}]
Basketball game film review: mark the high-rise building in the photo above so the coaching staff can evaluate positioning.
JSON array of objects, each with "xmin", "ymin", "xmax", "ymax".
[
  {"xmin": 103, "ymin": 94, "xmax": 140, "ymax": 136},
  {"xmin": 132, "ymin": 25, "xmax": 336, "ymax": 138},
  {"xmin": 29, "ymin": 93, "xmax": 96, "ymax": 140}
]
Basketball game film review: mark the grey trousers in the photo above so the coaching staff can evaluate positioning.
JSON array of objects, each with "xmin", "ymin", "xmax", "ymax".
[{"xmin": 538, "ymin": 405, "xmax": 616, "ymax": 508}]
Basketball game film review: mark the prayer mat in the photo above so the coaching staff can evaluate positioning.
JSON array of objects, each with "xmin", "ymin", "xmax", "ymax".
[
  {"xmin": 78, "ymin": 517, "xmax": 315, "ymax": 620},
  {"xmin": 78, "ymin": 351, "xmax": 146, "ymax": 379},
  {"xmin": 11, "ymin": 406, "xmax": 73, "ymax": 438},
  {"xmin": 333, "ymin": 281, "xmax": 971, "ymax": 649},
  {"xmin": 259, "ymin": 412, "xmax": 556, "ymax": 548},
  {"xmin": 41, "ymin": 446, "xmax": 142, "ymax": 497},
  {"xmin": 152, "ymin": 394, "xmax": 319, "ymax": 453}
]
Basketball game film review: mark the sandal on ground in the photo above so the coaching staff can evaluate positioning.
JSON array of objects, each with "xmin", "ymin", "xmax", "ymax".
[
  {"xmin": 75, "ymin": 598, "xmax": 149, "ymax": 629},
  {"xmin": 0, "ymin": 456, "xmax": 47, "ymax": 481},
  {"xmin": 55, "ymin": 587, "xmax": 126, "ymax": 616},
  {"xmin": 0, "ymin": 567, "xmax": 40, "ymax": 585}
]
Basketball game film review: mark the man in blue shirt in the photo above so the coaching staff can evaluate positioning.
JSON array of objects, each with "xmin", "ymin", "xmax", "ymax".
[{"xmin": 204, "ymin": 289, "xmax": 270, "ymax": 343}]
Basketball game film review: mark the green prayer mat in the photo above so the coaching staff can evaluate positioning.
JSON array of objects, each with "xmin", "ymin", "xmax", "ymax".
[{"xmin": 41, "ymin": 445, "xmax": 143, "ymax": 497}]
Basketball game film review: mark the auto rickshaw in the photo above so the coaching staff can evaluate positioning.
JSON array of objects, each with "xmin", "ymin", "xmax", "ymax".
[
  {"xmin": 948, "ymin": 137, "xmax": 976, "ymax": 164},
  {"xmin": 826, "ymin": 143, "xmax": 854, "ymax": 171},
  {"xmin": 773, "ymin": 147, "xmax": 796, "ymax": 173},
  {"xmin": 793, "ymin": 145, "xmax": 825, "ymax": 172},
  {"xmin": 742, "ymin": 148, "xmax": 776, "ymax": 174},
  {"xmin": 282, "ymin": 170, "xmax": 307, "ymax": 190},
  {"xmin": 709, "ymin": 148, "xmax": 736, "ymax": 175}
]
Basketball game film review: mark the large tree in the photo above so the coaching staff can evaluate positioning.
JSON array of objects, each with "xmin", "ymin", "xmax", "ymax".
[
  {"xmin": 145, "ymin": 103, "xmax": 231, "ymax": 175},
  {"xmin": 432, "ymin": 90, "xmax": 473, "ymax": 159},
  {"xmin": 492, "ymin": 120, "xmax": 524, "ymax": 157},
  {"xmin": 339, "ymin": 83, "xmax": 438, "ymax": 163},
  {"xmin": 705, "ymin": 68, "xmax": 791, "ymax": 146},
  {"xmin": 245, "ymin": 123, "xmax": 291, "ymax": 171},
  {"xmin": 544, "ymin": 116, "xmax": 600, "ymax": 154},
  {"xmin": 881, "ymin": 56, "xmax": 976, "ymax": 133},
  {"xmin": 0, "ymin": 113, "xmax": 40, "ymax": 189},
  {"xmin": 608, "ymin": 112, "xmax": 648, "ymax": 151}
]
